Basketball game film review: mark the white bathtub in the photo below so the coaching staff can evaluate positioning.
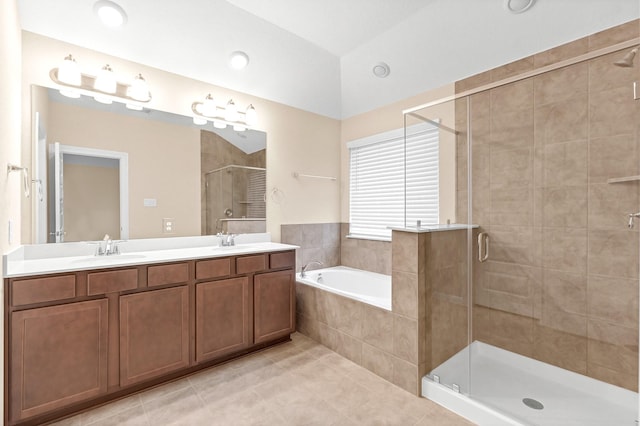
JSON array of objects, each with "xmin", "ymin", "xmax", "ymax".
[{"xmin": 296, "ymin": 265, "xmax": 391, "ymax": 311}]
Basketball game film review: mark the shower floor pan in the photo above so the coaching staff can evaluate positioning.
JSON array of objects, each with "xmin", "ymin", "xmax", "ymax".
[{"xmin": 422, "ymin": 341, "xmax": 637, "ymax": 426}]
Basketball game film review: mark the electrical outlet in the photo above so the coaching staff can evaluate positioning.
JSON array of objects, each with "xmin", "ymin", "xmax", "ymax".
[{"xmin": 162, "ymin": 218, "xmax": 175, "ymax": 233}]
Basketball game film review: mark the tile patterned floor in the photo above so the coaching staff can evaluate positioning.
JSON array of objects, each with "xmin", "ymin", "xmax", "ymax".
[{"xmin": 51, "ymin": 333, "xmax": 473, "ymax": 426}]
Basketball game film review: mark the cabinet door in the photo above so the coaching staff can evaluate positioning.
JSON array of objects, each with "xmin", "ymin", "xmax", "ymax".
[
  {"xmin": 10, "ymin": 299, "xmax": 109, "ymax": 422},
  {"xmin": 196, "ymin": 277, "xmax": 250, "ymax": 362},
  {"xmin": 119, "ymin": 286, "xmax": 189, "ymax": 387},
  {"xmin": 254, "ymin": 270, "xmax": 295, "ymax": 344}
]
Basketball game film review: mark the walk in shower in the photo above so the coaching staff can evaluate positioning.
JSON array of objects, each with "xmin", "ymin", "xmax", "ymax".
[
  {"xmin": 405, "ymin": 24, "xmax": 640, "ymax": 425},
  {"xmin": 204, "ymin": 165, "xmax": 266, "ymax": 234}
]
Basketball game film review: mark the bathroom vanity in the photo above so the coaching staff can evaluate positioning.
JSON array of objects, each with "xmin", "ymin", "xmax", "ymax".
[{"xmin": 3, "ymin": 236, "xmax": 297, "ymax": 425}]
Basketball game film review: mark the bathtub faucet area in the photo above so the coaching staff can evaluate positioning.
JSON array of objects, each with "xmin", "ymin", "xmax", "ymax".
[{"xmin": 300, "ymin": 260, "xmax": 323, "ymax": 278}]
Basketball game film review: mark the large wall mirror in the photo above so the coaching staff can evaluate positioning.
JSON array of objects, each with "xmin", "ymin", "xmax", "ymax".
[{"xmin": 30, "ymin": 85, "xmax": 267, "ymax": 244}]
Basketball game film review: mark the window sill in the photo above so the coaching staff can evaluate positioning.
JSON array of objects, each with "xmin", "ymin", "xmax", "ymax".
[{"xmin": 345, "ymin": 234, "xmax": 391, "ymax": 243}]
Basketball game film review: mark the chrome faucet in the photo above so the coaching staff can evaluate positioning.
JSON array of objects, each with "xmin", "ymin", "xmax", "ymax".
[
  {"xmin": 96, "ymin": 234, "xmax": 120, "ymax": 256},
  {"xmin": 300, "ymin": 261, "xmax": 323, "ymax": 278},
  {"xmin": 217, "ymin": 232, "xmax": 237, "ymax": 247}
]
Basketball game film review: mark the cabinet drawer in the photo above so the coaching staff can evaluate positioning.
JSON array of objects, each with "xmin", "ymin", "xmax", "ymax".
[
  {"xmin": 12, "ymin": 275, "xmax": 76, "ymax": 306},
  {"xmin": 236, "ymin": 254, "xmax": 266, "ymax": 274},
  {"xmin": 270, "ymin": 251, "xmax": 295, "ymax": 270},
  {"xmin": 148, "ymin": 262, "xmax": 189, "ymax": 287},
  {"xmin": 87, "ymin": 269, "xmax": 138, "ymax": 295},
  {"xmin": 196, "ymin": 258, "xmax": 231, "ymax": 280}
]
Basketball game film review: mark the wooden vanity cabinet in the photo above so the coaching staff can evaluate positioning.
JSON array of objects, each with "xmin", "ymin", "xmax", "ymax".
[
  {"xmin": 5, "ymin": 249, "xmax": 296, "ymax": 426},
  {"xmin": 9, "ymin": 299, "xmax": 109, "ymax": 422},
  {"xmin": 195, "ymin": 277, "xmax": 250, "ymax": 362},
  {"xmin": 254, "ymin": 269, "xmax": 296, "ymax": 344}
]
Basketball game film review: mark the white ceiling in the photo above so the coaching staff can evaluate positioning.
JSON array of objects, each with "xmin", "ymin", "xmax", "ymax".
[{"xmin": 18, "ymin": 0, "xmax": 640, "ymax": 120}]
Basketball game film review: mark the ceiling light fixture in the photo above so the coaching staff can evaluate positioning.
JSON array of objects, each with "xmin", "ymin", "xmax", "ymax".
[
  {"xmin": 504, "ymin": 0, "xmax": 535, "ymax": 14},
  {"xmin": 50, "ymin": 54, "xmax": 152, "ymax": 107},
  {"xmin": 229, "ymin": 51, "xmax": 250, "ymax": 70},
  {"xmin": 94, "ymin": 0, "xmax": 128, "ymax": 27},
  {"xmin": 192, "ymin": 95, "xmax": 257, "ymax": 130},
  {"xmin": 373, "ymin": 62, "xmax": 390, "ymax": 78}
]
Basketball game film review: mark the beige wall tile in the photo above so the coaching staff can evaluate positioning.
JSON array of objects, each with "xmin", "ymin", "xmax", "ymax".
[
  {"xmin": 490, "ymin": 80, "xmax": 533, "ymax": 113},
  {"xmin": 589, "ymin": 86, "xmax": 637, "ymax": 139},
  {"xmin": 534, "ymin": 95, "xmax": 588, "ymax": 145},
  {"xmin": 491, "ymin": 56, "xmax": 535, "ymax": 81},
  {"xmin": 533, "ymin": 37, "xmax": 589, "ymax": 68},
  {"xmin": 391, "ymin": 357, "xmax": 419, "ymax": 395},
  {"xmin": 491, "ymin": 187, "xmax": 533, "ymax": 227},
  {"xmin": 589, "ymin": 134, "xmax": 639, "ymax": 184},
  {"xmin": 362, "ymin": 305, "xmax": 394, "ymax": 353},
  {"xmin": 588, "ymin": 183, "xmax": 639, "ymax": 230},
  {"xmin": 392, "ymin": 231, "xmax": 419, "ymax": 274},
  {"xmin": 490, "ymin": 148, "xmax": 533, "ymax": 189},
  {"xmin": 588, "ymin": 363, "xmax": 638, "ymax": 392},
  {"xmin": 542, "ymin": 140, "xmax": 587, "ymax": 187},
  {"xmin": 431, "ymin": 300, "xmax": 468, "ymax": 368},
  {"xmin": 333, "ymin": 329, "xmax": 363, "ymax": 364},
  {"xmin": 588, "ymin": 320, "xmax": 638, "ymax": 383},
  {"xmin": 533, "ymin": 63, "xmax": 588, "ymax": 106},
  {"xmin": 456, "ymin": 69, "xmax": 492, "ymax": 93},
  {"xmin": 302, "ymin": 223, "xmax": 324, "ymax": 248},
  {"xmin": 322, "ymin": 223, "xmax": 341, "ymax": 248},
  {"xmin": 490, "ymin": 108, "xmax": 534, "ymax": 151},
  {"xmin": 393, "ymin": 315, "xmax": 418, "ymax": 364},
  {"xmin": 588, "ymin": 229, "xmax": 639, "ymax": 279},
  {"xmin": 588, "ymin": 19, "xmax": 640, "ymax": 51},
  {"xmin": 392, "ymin": 270, "xmax": 419, "ymax": 319},
  {"xmin": 361, "ymin": 343, "xmax": 394, "ymax": 383},
  {"xmin": 296, "ymin": 283, "xmax": 318, "ymax": 318},
  {"xmin": 533, "ymin": 324, "xmax": 587, "ymax": 374},
  {"xmin": 589, "ymin": 52, "xmax": 638, "ymax": 92},
  {"xmin": 542, "ymin": 228, "xmax": 587, "ymax": 274},
  {"xmin": 281, "ymin": 224, "xmax": 303, "ymax": 246},
  {"xmin": 588, "ymin": 275, "xmax": 638, "ymax": 329},
  {"xmin": 542, "ymin": 186, "xmax": 587, "ymax": 228}
]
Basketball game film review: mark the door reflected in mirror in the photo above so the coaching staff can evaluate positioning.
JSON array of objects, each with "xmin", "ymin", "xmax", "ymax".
[{"xmin": 30, "ymin": 85, "xmax": 266, "ymax": 243}]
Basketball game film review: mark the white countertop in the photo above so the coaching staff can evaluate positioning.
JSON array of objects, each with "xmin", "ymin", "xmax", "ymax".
[{"xmin": 3, "ymin": 234, "xmax": 298, "ymax": 278}]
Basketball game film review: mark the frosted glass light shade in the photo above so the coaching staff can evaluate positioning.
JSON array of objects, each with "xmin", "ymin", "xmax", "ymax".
[
  {"xmin": 202, "ymin": 94, "xmax": 217, "ymax": 117},
  {"xmin": 213, "ymin": 121, "xmax": 227, "ymax": 129},
  {"xmin": 225, "ymin": 99, "xmax": 238, "ymax": 122},
  {"xmin": 193, "ymin": 116, "xmax": 207, "ymax": 125},
  {"xmin": 245, "ymin": 104, "xmax": 257, "ymax": 126},
  {"xmin": 127, "ymin": 74, "xmax": 150, "ymax": 101},
  {"xmin": 94, "ymin": 65, "xmax": 117, "ymax": 93},
  {"xmin": 58, "ymin": 55, "xmax": 81, "ymax": 86}
]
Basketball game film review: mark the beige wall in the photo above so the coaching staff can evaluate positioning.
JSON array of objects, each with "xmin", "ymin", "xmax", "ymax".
[
  {"xmin": 21, "ymin": 31, "xmax": 341, "ymax": 243},
  {"xmin": 1, "ymin": 0, "xmax": 22, "ymax": 421},
  {"xmin": 340, "ymin": 84, "xmax": 457, "ymax": 225},
  {"xmin": 48, "ymin": 101, "xmax": 201, "ymax": 239}
]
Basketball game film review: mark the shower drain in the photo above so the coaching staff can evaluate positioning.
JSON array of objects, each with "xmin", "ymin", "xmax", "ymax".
[{"xmin": 522, "ymin": 398, "xmax": 544, "ymax": 410}]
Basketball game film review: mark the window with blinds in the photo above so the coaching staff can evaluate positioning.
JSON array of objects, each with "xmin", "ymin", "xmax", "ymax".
[{"xmin": 348, "ymin": 122, "xmax": 439, "ymax": 239}]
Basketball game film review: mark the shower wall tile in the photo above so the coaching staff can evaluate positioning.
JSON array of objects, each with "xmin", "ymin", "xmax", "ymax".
[
  {"xmin": 490, "ymin": 147, "xmax": 533, "ymax": 189},
  {"xmin": 542, "ymin": 140, "xmax": 588, "ymax": 187},
  {"xmin": 589, "ymin": 52, "xmax": 637, "ymax": 92},
  {"xmin": 392, "ymin": 270, "xmax": 419, "ymax": 319},
  {"xmin": 490, "ymin": 55, "xmax": 534, "ymax": 81},
  {"xmin": 533, "ymin": 63, "xmax": 588, "ymax": 106},
  {"xmin": 534, "ymin": 37, "xmax": 589, "ymax": 68},
  {"xmin": 490, "ymin": 80, "xmax": 533, "ymax": 113},
  {"xmin": 391, "ymin": 357, "xmax": 419, "ymax": 394},
  {"xmin": 588, "ymin": 363, "xmax": 638, "ymax": 392},
  {"xmin": 589, "ymin": 86, "xmax": 637, "ymax": 139},
  {"xmin": 490, "ymin": 108, "xmax": 534, "ymax": 151},
  {"xmin": 589, "ymin": 134, "xmax": 639, "ymax": 184},
  {"xmin": 542, "ymin": 228, "xmax": 587, "ymax": 274},
  {"xmin": 455, "ymin": 69, "xmax": 492, "ymax": 93},
  {"xmin": 587, "ymin": 320, "xmax": 638, "ymax": 377},
  {"xmin": 588, "ymin": 230, "xmax": 639, "ymax": 279},
  {"xmin": 588, "ymin": 19, "xmax": 640, "ymax": 51},
  {"xmin": 533, "ymin": 325, "xmax": 587, "ymax": 374},
  {"xmin": 588, "ymin": 275, "xmax": 639, "ymax": 329},
  {"xmin": 542, "ymin": 186, "xmax": 588, "ymax": 228},
  {"xmin": 588, "ymin": 183, "xmax": 639, "ymax": 230},
  {"xmin": 393, "ymin": 315, "xmax": 418, "ymax": 364},
  {"xmin": 534, "ymin": 95, "xmax": 589, "ymax": 145}
]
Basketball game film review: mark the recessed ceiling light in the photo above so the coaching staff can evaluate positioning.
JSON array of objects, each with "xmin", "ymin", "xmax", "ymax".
[
  {"xmin": 94, "ymin": 0, "xmax": 128, "ymax": 28},
  {"xmin": 230, "ymin": 51, "xmax": 249, "ymax": 70},
  {"xmin": 373, "ymin": 62, "xmax": 390, "ymax": 78},
  {"xmin": 504, "ymin": 0, "xmax": 535, "ymax": 14}
]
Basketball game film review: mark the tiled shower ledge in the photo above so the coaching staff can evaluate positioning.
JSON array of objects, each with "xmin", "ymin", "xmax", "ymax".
[{"xmin": 389, "ymin": 224, "xmax": 479, "ymax": 233}]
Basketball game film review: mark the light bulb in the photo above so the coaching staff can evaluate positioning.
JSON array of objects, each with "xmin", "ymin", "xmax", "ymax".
[
  {"xmin": 245, "ymin": 104, "xmax": 257, "ymax": 126},
  {"xmin": 233, "ymin": 124, "xmax": 246, "ymax": 132},
  {"xmin": 202, "ymin": 94, "xmax": 217, "ymax": 117},
  {"xmin": 193, "ymin": 116, "xmax": 207, "ymax": 125},
  {"xmin": 94, "ymin": 64, "xmax": 117, "ymax": 93},
  {"xmin": 59, "ymin": 89, "xmax": 81, "ymax": 99},
  {"xmin": 225, "ymin": 99, "xmax": 238, "ymax": 122},
  {"xmin": 57, "ymin": 54, "xmax": 81, "ymax": 86},
  {"xmin": 126, "ymin": 103, "xmax": 143, "ymax": 111},
  {"xmin": 127, "ymin": 73, "xmax": 150, "ymax": 101},
  {"xmin": 213, "ymin": 121, "xmax": 227, "ymax": 129},
  {"xmin": 94, "ymin": 94, "xmax": 113, "ymax": 104}
]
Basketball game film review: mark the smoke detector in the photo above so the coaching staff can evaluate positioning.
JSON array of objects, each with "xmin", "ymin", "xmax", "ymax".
[
  {"xmin": 504, "ymin": 0, "xmax": 535, "ymax": 14},
  {"xmin": 373, "ymin": 62, "xmax": 390, "ymax": 78}
]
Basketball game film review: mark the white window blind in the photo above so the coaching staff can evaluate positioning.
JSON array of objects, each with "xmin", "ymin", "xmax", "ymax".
[{"xmin": 348, "ymin": 122, "xmax": 439, "ymax": 239}]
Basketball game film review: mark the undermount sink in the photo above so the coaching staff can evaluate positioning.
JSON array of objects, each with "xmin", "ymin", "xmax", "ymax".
[{"xmin": 71, "ymin": 254, "xmax": 147, "ymax": 264}]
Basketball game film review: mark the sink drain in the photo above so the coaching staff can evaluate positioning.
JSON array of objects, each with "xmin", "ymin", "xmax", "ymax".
[{"xmin": 523, "ymin": 398, "xmax": 544, "ymax": 410}]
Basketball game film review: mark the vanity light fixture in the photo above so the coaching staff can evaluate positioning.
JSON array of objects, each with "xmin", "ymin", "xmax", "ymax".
[
  {"xmin": 192, "ymin": 95, "xmax": 257, "ymax": 130},
  {"xmin": 94, "ymin": 0, "xmax": 128, "ymax": 28},
  {"xmin": 50, "ymin": 54, "xmax": 152, "ymax": 107}
]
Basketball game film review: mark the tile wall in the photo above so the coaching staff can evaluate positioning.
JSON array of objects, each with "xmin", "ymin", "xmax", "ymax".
[{"xmin": 453, "ymin": 19, "xmax": 640, "ymax": 390}]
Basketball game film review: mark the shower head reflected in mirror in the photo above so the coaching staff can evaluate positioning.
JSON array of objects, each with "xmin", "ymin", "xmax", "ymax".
[{"xmin": 614, "ymin": 47, "xmax": 639, "ymax": 67}]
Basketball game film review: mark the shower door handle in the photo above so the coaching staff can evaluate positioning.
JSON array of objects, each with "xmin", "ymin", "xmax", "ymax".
[{"xmin": 478, "ymin": 232, "xmax": 489, "ymax": 263}]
